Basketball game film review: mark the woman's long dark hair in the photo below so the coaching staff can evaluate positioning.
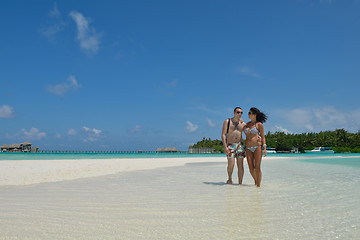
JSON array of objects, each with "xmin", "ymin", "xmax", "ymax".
[{"xmin": 250, "ymin": 107, "xmax": 268, "ymax": 123}]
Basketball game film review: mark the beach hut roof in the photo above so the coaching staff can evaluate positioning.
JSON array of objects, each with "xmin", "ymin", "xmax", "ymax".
[{"xmin": 10, "ymin": 143, "xmax": 21, "ymax": 148}]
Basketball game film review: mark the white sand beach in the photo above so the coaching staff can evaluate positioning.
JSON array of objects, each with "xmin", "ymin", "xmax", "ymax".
[
  {"xmin": 0, "ymin": 156, "xmax": 291, "ymax": 186},
  {"xmin": 0, "ymin": 155, "xmax": 352, "ymax": 186},
  {"xmin": 0, "ymin": 157, "xmax": 215, "ymax": 186},
  {"xmin": 0, "ymin": 157, "xmax": 207, "ymax": 186}
]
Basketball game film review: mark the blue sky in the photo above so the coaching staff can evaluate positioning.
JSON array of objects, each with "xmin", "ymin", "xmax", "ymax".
[{"xmin": 1, "ymin": 0, "xmax": 360, "ymax": 151}]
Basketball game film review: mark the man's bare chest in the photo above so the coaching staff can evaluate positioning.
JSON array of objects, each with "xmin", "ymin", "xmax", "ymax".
[{"xmin": 229, "ymin": 122, "xmax": 244, "ymax": 132}]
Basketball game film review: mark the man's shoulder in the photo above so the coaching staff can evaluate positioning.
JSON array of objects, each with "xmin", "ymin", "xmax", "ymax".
[
  {"xmin": 224, "ymin": 118, "xmax": 231, "ymax": 123},
  {"xmin": 223, "ymin": 118, "xmax": 231, "ymax": 127}
]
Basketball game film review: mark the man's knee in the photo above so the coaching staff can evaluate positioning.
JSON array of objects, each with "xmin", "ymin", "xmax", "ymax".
[
  {"xmin": 227, "ymin": 158, "xmax": 235, "ymax": 166},
  {"xmin": 236, "ymin": 159, "xmax": 244, "ymax": 168}
]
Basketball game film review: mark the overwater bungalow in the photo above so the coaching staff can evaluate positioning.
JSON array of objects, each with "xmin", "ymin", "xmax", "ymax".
[
  {"xmin": 1, "ymin": 142, "xmax": 39, "ymax": 153},
  {"xmin": 156, "ymin": 147, "xmax": 181, "ymax": 152}
]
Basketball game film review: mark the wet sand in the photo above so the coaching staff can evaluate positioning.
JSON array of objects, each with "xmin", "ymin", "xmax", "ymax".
[
  {"xmin": 0, "ymin": 156, "xmax": 288, "ymax": 186},
  {"xmin": 1, "ymin": 156, "xmax": 359, "ymax": 239}
]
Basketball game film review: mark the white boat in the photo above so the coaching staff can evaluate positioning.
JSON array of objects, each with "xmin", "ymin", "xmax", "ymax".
[
  {"xmin": 308, "ymin": 147, "xmax": 334, "ymax": 153},
  {"xmin": 311, "ymin": 147, "xmax": 323, "ymax": 152},
  {"xmin": 266, "ymin": 147, "xmax": 276, "ymax": 153}
]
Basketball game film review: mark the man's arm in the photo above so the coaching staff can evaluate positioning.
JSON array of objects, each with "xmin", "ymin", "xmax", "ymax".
[
  {"xmin": 221, "ymin": 119, "xmax": 230, "ymax": 155},
  {"xmin": 240, "ymin": 122, "xmax": 246, "ymax": 144}
]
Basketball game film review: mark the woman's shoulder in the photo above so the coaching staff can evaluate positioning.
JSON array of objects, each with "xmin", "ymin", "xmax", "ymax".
[{"xmin": 256, "ymin": 122, "xmax": 264, "ymax": 129}]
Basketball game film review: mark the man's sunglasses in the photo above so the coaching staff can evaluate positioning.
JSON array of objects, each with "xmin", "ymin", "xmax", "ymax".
[{"xmin": 236, "ymin": 111, "xmax": 243, "ymax": 114}]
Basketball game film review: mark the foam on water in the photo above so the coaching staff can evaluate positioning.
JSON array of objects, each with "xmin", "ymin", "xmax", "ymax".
[{"xmin": 0, "ymin": 156, "xmax": 359, "ymax": 239}]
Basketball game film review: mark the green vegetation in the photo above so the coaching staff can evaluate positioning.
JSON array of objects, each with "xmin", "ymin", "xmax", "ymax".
[
  {"xmin": 191, "ymin": 129, "xmax": 360, "ymax": 153},
  {"xmin": 191, "ymin": 138, "xmax": 226, "ymax": 153}
]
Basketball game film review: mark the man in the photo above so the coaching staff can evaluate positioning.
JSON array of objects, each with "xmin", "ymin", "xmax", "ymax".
[{"xmin": 221, "ymin": 107, "xmax": 246, "ymax": 184}]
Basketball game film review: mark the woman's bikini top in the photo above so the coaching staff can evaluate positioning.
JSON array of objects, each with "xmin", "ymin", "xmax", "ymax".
[{"xmin": 244, "ymin": 124, "xmax": 259, "ymax": 134}]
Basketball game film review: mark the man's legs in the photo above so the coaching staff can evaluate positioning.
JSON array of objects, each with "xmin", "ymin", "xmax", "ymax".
[
  {"xmin": 236, "ymin": 157, "xmax": 244, "ymax": 184},
  {"xmin": 227, "ymin": 157, "xmax": 235, "ymax": 184}
]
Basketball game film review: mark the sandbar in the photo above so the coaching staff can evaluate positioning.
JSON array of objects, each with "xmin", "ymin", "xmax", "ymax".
[{"xmin": 0, "ymin": 156, "xmax": 290, "ymax": 186}]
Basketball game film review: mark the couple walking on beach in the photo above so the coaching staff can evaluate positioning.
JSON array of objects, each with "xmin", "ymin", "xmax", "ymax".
[{"xmin": 221, "ymin": 107, "xmax": 268, "ymax": 187}]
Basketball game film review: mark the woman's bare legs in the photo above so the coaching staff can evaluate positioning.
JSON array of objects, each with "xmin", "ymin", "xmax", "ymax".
[
  {"xmin": 253, "ymin": 146, "xmax": 263, "ymax": 187},
  {"xmin": 246, "ymin": 149, "xmax": 257, "ymax": 185}
]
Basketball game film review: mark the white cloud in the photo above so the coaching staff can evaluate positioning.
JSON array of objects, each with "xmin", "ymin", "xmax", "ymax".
[
  {"xmin": 0, "ymin": 105, "xmax": 15, "ymax": 118},
  {"xmin": 47, "ymin": 75, "xmax": 81, "ymax": 96},
  {"xmin": 155, "ymin": 79, "xmax": 179, "ymax": 97},
  {"xmin": 40, "ymin": 3, "xmax": 66, "ymax": 40},
  {"xmin": 67, "ymin": 129, "xmax": 77, "ymax": 136},
  {"xmin": 49, "ymin": 3, "xmax": 61, "ymax": 18},
  {"xmin": 284, "ymin": 108, "xmax": 312, "ymax": 129},
  {"xmin": 349, "ymin": 110, "xmax": 360, "ymax": 124},
  {"xmin": 320, "ymin": 0, "xmax": 335, "ymax": 4},
  {"xmin": 206, "ymin": 118, "xmax": 216, "ymax": 127},
  {"xmin": 82, "ymin": 126, "xmax": 103, "ymax": 142},
  {"xmin": 273, "ymin": 125, "xmax": 291, "ymax": 134},
  {"xmin": 185, "ymin": 121, "xmax": 199, "ymax": 133},
  {"xmin": 165, "ymin": 79, "xmax": 178, "ymax": 88},
  {"xmin": 129, "ymin": 125, "xmax": 142, "ymax": 134},
  {"xmin": 196, "ymin": 104, "xmax": 224, "ymax": 116},
  {"xmin": 21, "ymin": 127, "xmax": 46, "ymax": 140},
  {"xmin": 55, "ymin": 133, "xmax": 62, "ymax": 139},
  {"xmin": 41, "ymin": 23, "xmax": 66, "ymax": 39},
  {"xmin": 236, "ymin": 66, "xmax": 261, "ymax": 78},
  {"xmin": 281, "ymin": 106, "xmax": 360, "ymax": 132},
  {"xmin": 69, "ymin": 11, "xmax": 101, "ymax": 54},
  {"xmin": 92, "ymin": 128, "xmax": 102, "ymax": 135}
]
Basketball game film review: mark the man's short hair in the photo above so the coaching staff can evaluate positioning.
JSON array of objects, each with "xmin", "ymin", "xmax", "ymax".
[{"xmin": 234, "ymin": 107, "xmax": 242, "ymax": 112}]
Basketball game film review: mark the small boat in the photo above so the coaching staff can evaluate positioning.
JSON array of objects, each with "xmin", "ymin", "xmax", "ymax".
[
  {"xmin": 307, "ymin": 147, "xmax": 334, "ymax": 153},
  {"xmin": 311, "ymin": 147, "xmax": 323, "ymax": 152},
  {"xmin": 266, "ymin": 147, "xmax": 276, "ymax": 153}
]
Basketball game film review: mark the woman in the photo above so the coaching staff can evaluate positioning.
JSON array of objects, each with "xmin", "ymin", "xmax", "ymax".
[{"xmin": 244, "ymin": 107, "xmax": 268, "ymax": 187}]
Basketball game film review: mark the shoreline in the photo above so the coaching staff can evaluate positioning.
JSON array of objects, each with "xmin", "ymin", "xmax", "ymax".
[{"xmin": 0, "ymin": 155, "xmax": 357, "ymax": 186}]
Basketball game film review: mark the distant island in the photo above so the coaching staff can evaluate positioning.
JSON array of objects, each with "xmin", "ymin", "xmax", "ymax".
[{"xmin": 190, "ymin": 129, "xmax": 360, "ymax": 153}]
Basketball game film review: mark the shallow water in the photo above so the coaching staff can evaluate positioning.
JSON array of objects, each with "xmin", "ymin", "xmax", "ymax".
[
  {"xmin": 1, "ymin": 151, "xmax": 359, "ymax": 161},
  {"xmin": 0, "ymin": 157, "xmax": 359, "ymax": 239},
  {"xmin": 0, "ymin": 152, "xmax": 224, "ymax": 160}
]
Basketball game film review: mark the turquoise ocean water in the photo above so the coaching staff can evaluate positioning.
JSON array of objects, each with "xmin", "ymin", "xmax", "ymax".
[
  {"xmin": 1, "ymin": 152, "xmax": 360, "ymax": 168},
  {"xmin": 1, "ymin": 152, "xmax": 360, "ymax": 239}
]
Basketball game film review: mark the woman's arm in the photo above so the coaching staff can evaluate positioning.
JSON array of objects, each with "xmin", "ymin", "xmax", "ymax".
[{"xmin": 258, "ymin": 123, "xmax": 267, "ymax": 156}]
